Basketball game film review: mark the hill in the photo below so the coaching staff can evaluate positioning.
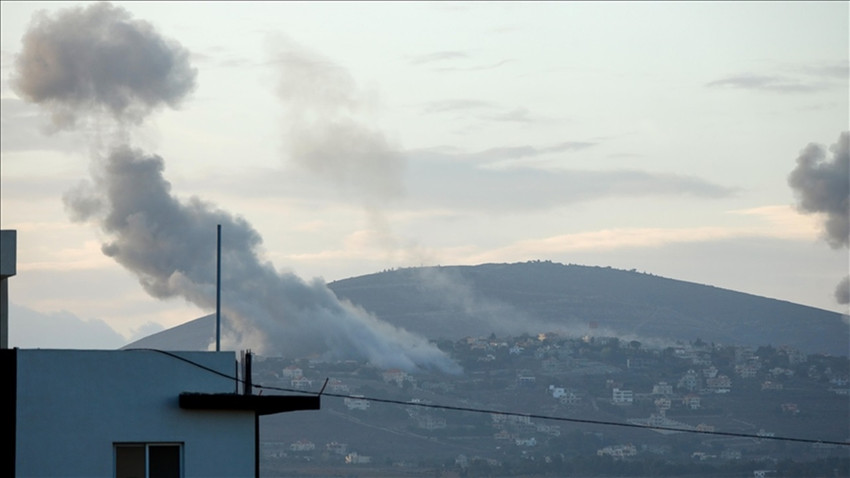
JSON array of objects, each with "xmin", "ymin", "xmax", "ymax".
[
  {"xmin": 328, "ymin": 262, "xmax": 848, "ymax": 356},
  {"xmin": 126, "ymin": 261, "xmax": 848, "ymax": 356}
]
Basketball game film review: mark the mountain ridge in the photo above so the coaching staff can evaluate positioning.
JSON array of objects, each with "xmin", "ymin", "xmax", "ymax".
[{"xmin": 125, "ymin": 261, "xmax": 849, "ymax": 356}]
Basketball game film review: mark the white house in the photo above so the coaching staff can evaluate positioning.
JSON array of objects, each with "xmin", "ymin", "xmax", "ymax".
[
  {"xmin": 344, "ymin": 395, "xmax": 370, "ymax": 410},
  {"xmin": 549, "ymin": 385, "xmax": 566, "ymax": 398},
  {"xmin": 6, "ymin": 348, "xmax": 319, "ymax": 477},
  {"xmin": 345, "ymin": 452, "xmax": 372, "ymax": 464},
  {"xmin": 282, "ymin": 365, "xmax": 303, "ymax": 379},
  {"xmin": 382, "ymin": 368, "xmax": 408, "ymax": 386},
  {"xmin": 290, "ymin": 439, "xmax": 316, "ymax": 452},
  {"xmin": 612, "ymin": 388, "xmax": 633, "ymax": 405},
  {"xmin": 651, "ymin": 381, "xmax": 673, "ymax": 396}
]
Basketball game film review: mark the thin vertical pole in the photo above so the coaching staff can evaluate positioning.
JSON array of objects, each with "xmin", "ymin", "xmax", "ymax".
[{"xmin": 216, "ymin": 224, "xmax": 221, "ymax": 352}]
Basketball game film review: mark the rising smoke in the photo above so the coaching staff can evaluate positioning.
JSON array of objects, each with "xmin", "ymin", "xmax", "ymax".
[
  {"xmin": 274, "ymin": 38, "xmax": 405, "ymax": 207},
  {"xmin": 63, "ymin": 146, "xmax": 459, "ymax": 372},
  {"xmin": 15, "ymin": 2, "xmax": 459, "ymax": 373},
  {"xmin": 271, "ymin": 38, "xmax": 420, "ymax": 268},
  {"xmin": 788, "ymin": 131, "xmax": 850, "ymax": 304}
]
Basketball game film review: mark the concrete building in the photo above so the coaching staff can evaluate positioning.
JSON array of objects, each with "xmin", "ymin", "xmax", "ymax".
[
  {"xmin": 4, "ymin": 348, "xmax": 319, "ymax": 477},
  {"xmin": 612, "ymin": 388, "xmax": 634, "ymax": 405},
  {"xmin": 1, "ymin": 230, "xmax": 16, "ymax": 349}
]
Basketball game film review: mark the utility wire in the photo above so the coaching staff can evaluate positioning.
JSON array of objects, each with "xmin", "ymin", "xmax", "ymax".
[{"xmin": 129, "ymin": 348, "xmax": 850, "ymax": 447}]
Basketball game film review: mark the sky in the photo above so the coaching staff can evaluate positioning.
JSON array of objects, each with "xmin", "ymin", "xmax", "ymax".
[{"xmin": 1, "ymin": 1, "xmax": 848, "ymax": 354}]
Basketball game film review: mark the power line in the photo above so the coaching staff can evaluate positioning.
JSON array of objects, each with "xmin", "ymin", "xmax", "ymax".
[{"xmin": 131, "ymin": 348, "xmax": 850, "ymax": 447}]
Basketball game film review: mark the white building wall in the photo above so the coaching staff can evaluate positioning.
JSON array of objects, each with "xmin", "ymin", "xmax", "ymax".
[{"xmin": 15, "ymin": 349, "xmax": 254, "ymax": 477}]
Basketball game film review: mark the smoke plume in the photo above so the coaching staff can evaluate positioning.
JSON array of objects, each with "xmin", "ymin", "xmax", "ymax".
[
  {"xmin": 274, "ymin": 37, "xmax": 421, "ymax": 273},
  {"xmin": 788, "ymin": 132, "xmax": 849, "ymax": 248},
  {"xmin": 10, "ymin": 2, "xmax": 196, "ymax": 130},
  {"xmin": 835, "ymin": 276, "xmax": 850, "ymax": 305},
  {"xmin": 15, "ymin": 3, "xmax": 459, "ymax": 373},
  {"xmin": 64, "ymin": 146, "xmax": 460, "ymax": 373},
  {"xmin": 788, "ymin": 131, "xmax": 850, "ymax": 306},
  {"xmin": 274, "ymin": 38, "xmax": 405, "ymax": 207}
]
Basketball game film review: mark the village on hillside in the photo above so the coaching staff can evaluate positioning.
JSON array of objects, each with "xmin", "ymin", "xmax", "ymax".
[{"xmin": 253, "ymin": 332, "xmax": 850, "ymax": 476}]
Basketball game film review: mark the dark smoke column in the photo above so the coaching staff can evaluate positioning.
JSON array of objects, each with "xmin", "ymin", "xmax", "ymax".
[{"xmin": 788, "ymin": 131, "xmax": 850, "ymax": 305}]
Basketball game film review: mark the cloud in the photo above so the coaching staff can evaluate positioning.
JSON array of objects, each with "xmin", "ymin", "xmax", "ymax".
[
  {"xmin": 421, "ymin": 101, "xmax": 550, "ymax": 125},
  {"xmin": 62, "ymin": 145, "xmax": 459, "ymax": 373},
  {"xmin": 467, "ymin": 142, "xmax": 597, "ymax": 163},
  {"xmin": 707, "ymin": 61, "xmax": 849, "ymax": 94},
  {"xmin": 795, "ymin": 61, "xmax": 850, "ymax": 80},
  {"xmin": 706, "ymin": 74, "xmax": 823, "ymax": 93},
  {"xmin": 422, "ymin": 99, "xmax": 495, "ymax": 114},
  {"xmin": 487, "ymin": 107, "xmax": 538, "ymax": 123},
  {"xmin": 434, "ymin": 59, "xmax": 513, "ymax": 72},
  {"xmin": 788, "ymin": 131, "xmax": 850, "ymax": 249},
  {"xmin": 9, "ymin": 2, "xmax": 196, "ymax": 129},
  {"xmin": 408, "ymin": 51, "xmax": 469, "ymax": 65},
  {"xmin": 405, "ymin": 145, "xmax": 735, "ymax": 212},
  {"xmin": 442, "ymin": 218, "xmax": 829, "ymax": 275}
]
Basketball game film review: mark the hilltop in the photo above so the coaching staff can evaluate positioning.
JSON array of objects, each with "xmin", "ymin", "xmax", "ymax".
[
  {"xmin": 126, "ymin": 261, "xmax": 848, "ymax": 356},
  {"xmin": 328, "ymin": 262, "xmax": 848, "ymax": 356}
]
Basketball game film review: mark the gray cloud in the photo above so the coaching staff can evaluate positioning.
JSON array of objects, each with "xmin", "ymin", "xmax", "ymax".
[
  {"xmin": 466, "ymin": 142, "xmax": 597, "ymax": 162},
  {"xmin": 421, "ymin": 101, "xmax": 549, "ymax": 125},
  {"xmin": 406, "ymin": 145, "xmax": 735, "ymax": 212},
  {"xmin": 796, "ymin": 61, "xmax": 850, "ymax": 80},
  {"xmin": 273, "ymin": 38, "xmax": 405, "ymax": 206},
  {"xmin": 708, "ymin": 61, "xmax": 849, "ymax": 94},
  {"xmin": 10, "ymin": 2, "xmax": 196, "ymax": 129},
  {"xmin": 488, "ymin": 107, "xmax": 537, "ymax": 123},
  {"xmin": 788, "ymin": 131, "xmax": 850, "ymax": 249},
  {"xmin": 706, "ymin": 74, "xmax": 823, "ymax": 93},
  {"xmin": 422, "ymin": 99, "xmax": 495, "ymax": 114},
  {"xmin": 408, "ymin": 51, "xmax": 469, "ymax": 65},
  {"xmin": 434, "ymin": 59, "xmax": 513, "ymax": 73},
  {"xmin": 63, "ymin": 146, "xmax": 459, "ymax": 373}
]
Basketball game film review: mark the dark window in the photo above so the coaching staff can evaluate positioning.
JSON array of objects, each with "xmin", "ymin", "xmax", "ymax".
[{"xmin": 115, "ymin": 443, "xmax": 182, "ymax": 478}]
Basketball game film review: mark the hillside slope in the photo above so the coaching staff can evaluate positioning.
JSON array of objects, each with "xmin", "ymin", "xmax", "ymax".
[{"xmin": 327, "ymin": 262, "xmax": 848, "ymax": 356}]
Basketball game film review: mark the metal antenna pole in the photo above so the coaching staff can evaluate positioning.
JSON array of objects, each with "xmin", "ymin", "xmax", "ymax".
[{"xmin": 216, "ymin": 224, "xmax": 221, "ymax": 352}]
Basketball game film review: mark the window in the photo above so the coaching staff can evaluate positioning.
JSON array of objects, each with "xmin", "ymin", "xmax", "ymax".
[{"xmin": 115, "ymin": 443, "xmax": 182, "ymax": 478}]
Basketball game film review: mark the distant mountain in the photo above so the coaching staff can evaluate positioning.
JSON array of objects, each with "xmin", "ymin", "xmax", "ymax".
[
  {"xmin": 125, "ymin": 262, "xmax": 849, "ymax": 356},
  {"xmin": 122, "ymin": 312, "xmax": 222, "ymax": 351}
]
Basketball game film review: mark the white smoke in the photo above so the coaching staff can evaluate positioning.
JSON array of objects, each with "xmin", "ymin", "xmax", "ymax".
[
  {"xmin": 63, "ymin": 146, "xmax": 459, "ymax": 372},
  {"xmin": 274, "ymin": 37, "xmax": 405, "ymax": 207}
]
